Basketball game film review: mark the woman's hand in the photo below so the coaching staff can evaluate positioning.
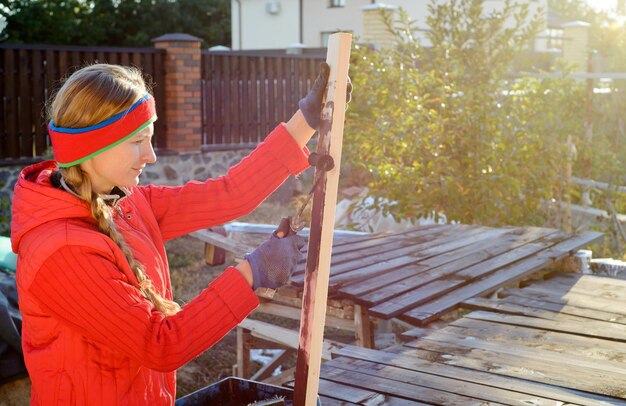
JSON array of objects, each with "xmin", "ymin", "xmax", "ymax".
[
  {"xmin": 285, "ymin": 63, "xmax": 352, "ymax": 148},
  {"xmin": 244, "ymin": 234, "xmax": 306, "ymax": 290}
]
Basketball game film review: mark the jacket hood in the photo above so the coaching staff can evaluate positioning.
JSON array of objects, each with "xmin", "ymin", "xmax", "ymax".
[{"xmin": 11, "ymin": 160, "xmax": 94, "ymax": 253}]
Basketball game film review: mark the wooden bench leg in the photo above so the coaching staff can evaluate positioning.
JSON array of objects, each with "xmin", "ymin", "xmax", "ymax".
[
  {"xmin": 235, "ymin": 326, "xmax": 251, "ymax": 378},
  {"xmin": 204, "ymin": 226, "xmax": 227, "ymax": 266},
  {"xmin": 354, "ymin": 304, "xmax": 374, "ymax": 349}
]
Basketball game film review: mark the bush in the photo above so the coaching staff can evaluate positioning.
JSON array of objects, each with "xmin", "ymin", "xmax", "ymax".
[{"xmin": 344, "ymin": 0, "xmax": 585, "ymax": 227}]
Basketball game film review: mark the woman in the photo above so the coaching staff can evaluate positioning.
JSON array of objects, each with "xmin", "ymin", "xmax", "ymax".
[{"xmin": 11, "ymin": 63, "xmax": 332, "ymax": 405}]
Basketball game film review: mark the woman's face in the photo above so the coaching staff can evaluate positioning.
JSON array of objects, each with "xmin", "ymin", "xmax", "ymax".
[{"xmin": 80, "ymin": 123, "xmax": 156, "ymax": 194}]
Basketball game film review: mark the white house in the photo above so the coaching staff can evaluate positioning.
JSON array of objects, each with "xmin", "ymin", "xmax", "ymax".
[{"xmin": 230, "ymin": 0, "xmax": 547, "ymax": 50}]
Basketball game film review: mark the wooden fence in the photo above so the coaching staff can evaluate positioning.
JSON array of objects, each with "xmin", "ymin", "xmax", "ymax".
[
  {"xmin": 0, "ymin": 44, "xmax": 166, "ymax": 163},
  {"xmin": 0, "ymin": 43, "xmax": 326, "ymax": 162},
  {"xmin": 200, "ymin": 51, "xmax": 324, "ymax": 148}
]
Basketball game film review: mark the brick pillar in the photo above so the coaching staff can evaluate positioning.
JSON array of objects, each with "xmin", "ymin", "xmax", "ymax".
[
  {"xmin": 152, "ymin": 33, "xmax": 202, "ymax": 152},
  {"xmin": 360, "ymin": 4, "xmax": 398, "ymax": 50}
]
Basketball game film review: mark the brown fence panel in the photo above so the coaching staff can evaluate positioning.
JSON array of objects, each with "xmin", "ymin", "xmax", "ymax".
[
  {"xmin": 0, "ymin": 44, "xmax": 166, "ymax": 162},
  {"xmin": 201, "ymin": 52, "xmax": 325, "ymax": 148}
]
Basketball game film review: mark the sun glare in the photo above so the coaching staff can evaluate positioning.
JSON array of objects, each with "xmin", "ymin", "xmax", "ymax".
[{"xmin": 588, "ymin": 0, "xmax": 617, "ymax": 13}]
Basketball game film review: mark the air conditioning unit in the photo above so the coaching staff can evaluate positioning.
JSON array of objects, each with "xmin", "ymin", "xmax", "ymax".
[{"xmin": 266, "ymin": 1, "xmax": 281, "ymax": 15}]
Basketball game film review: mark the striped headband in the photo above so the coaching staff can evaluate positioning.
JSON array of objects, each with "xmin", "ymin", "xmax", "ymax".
[{"xmin": 49, "ymin": 94, "xmax": 157, "ymax": 167}]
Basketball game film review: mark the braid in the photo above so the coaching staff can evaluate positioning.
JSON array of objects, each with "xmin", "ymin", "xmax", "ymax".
[{"xmin": 62, "ymin": 167, "xmax": 181, "ymax": 316}]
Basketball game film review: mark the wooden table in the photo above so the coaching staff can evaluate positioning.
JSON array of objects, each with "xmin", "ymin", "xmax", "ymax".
[
  {"xmin": 292, "ymin": 224, "xmax": 601, "ymax": 326},
  {"xmin": 295, "ymin": 272, "xmax": 626, "ymax": 405},
  {"xmin": 193, "ymin": 224, "xmax": 602, "ymax": 379}
]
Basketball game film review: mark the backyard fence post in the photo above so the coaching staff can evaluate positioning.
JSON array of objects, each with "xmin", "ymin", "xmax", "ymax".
[{"xmin": 152, "ymin": 34, "xmax": 203, "ymax": 152}]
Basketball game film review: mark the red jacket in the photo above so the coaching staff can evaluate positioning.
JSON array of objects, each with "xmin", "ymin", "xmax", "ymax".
[{"xmin": 10, "ymin": 125, "xmax": 309, "ymax": 405}]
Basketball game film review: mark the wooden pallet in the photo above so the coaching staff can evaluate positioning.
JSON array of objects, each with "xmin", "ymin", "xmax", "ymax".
[{"xmin": 295, "ymin": 273, "xmax": 626, "ymax": 404}]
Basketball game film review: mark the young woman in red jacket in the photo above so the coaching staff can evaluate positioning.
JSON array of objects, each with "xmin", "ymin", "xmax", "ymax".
[{"xmin": 11, "ymin": 63, "xmax": 334, "ymax": 405}]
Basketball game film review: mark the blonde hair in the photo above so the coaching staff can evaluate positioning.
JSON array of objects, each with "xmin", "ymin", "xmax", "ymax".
[{"xmin": 49, "ymin": 64, "xmax": 180, "ymax": 316}]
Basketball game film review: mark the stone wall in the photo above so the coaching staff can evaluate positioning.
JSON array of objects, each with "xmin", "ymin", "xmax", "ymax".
[{"xmin": 0, "ymin": 149, "xmax": 306, "ymax": 233}]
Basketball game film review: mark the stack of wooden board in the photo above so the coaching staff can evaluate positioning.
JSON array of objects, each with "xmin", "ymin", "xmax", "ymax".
[{"xmin": 287, "ymin": 273, "xmax": 626, "ymax": 404}]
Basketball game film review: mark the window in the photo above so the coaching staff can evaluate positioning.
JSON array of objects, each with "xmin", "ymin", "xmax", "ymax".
[{"xmin": 329, "ymin": 0, "xmax": 346, "ymax": 8}]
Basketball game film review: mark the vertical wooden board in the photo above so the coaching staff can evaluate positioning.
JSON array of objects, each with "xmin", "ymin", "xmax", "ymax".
[
  {"xmin": 200, "ymin": 54, "xmax": 208, "ymax": 146},
  {"xmin": 267, "ymin": 57, "xmax": 277, "ymax": 134},
  {"xmin": 107, "ymin": 52, "xmax": 118, "ymax": 66},
  {"xmin": 220, "ymin": 55, "xmax": 231, "ymax": 144},
  {"xmin": 32, "ymin": 50, "xmax": 47, "ymax": 155},
  {"xmin": 5, "ymin": 48, "xmax": 18, "ymax": 157},
  {"xmin": 70, "ymin": 50, "xmax": 80, "ymax": 70},
  {"xmin": 211, "ymin": 55, "xmax": 222, "ymax": 145},
  {"xmin": 19, "ymin": 49, "xmax": 33, "ymax": 157},
  {"xmin": 240, "ymin": 55, "xmax": 249, "ymax": 143},
  {"xmin": 0, "ymin": 48, "xmax": 5, "ymax": 158},
  {"xmin": 258, "ymin": 56, "xmax": 268, "ymax": 140},
  {"xmin": 44, "ymin": 50, "xmax": 57, "ymax": 120},
  {"xmin": 84, "ymin": 51, "xmax": 95, "ymax": 65},
  {"xmin": 232, "ymin": 56, "xmax": 242, "ymax": 143},
  {"xmin": 276, "ymin": 58, "xmax": 286, "ymax": 126},
  {"xmin": 131, "ymin": 52, "xmax": 142, "ymax": 68},
  {"xmin": 58, "ymin": 51, "xmax": 69, "ymax": 78},
  {"xmin": 294, "ymin": 32, "xmax": 352, "ymax": 406},
  {"xmin": 120, "ymin": 52, "xmax": 130, "ymax": 67},
  {"xmin": 248, "ymin": 56, "xmax": 258, "ymax": 142}
]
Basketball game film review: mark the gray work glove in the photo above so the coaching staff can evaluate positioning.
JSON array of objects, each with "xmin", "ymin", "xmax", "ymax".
[
  {"xmin": 298, "ymin": 63, "xmax": 352, "ymax": 131},
  {"xmin": 245, "ymin": 234, "xmax": 307, "ymax": 290}
]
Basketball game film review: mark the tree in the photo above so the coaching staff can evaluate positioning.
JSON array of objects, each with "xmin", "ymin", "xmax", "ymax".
[
  {"xmin": 0, "ymin": 0, "xmax": 231, "ymax": 48},
  {"xmin": 343, "ymin": 0, "xmax": 585, "ymax": 227}
]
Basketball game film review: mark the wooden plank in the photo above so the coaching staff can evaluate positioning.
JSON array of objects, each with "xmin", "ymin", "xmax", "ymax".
[
  {"xmin": 31, "ymin": 50, "xmax": 47, "ymax": 156},
  {"xmin": 475, "ymin": 294, "xmax": 626, "ymax": 324},
  {"xmin": 465, "ymin": 310, "xmax": 626, "ymax": 342},
  {"xmin": 19, "ymin": 49, "xmax": 33, "ymax": 157},
  {"xmin": 462, "ymin": 297, "xmax": 595, "ymax": 322},
  {"xmin": 287, "ymin": 378, "xmax": 421, "ymax": 405},
  {"xmin": 447, "ymin": 317, "xmax": 626, "ymax": 361},
  {"xmin": 258, "ymin": 56, "xmax": 268, "ymax": 139},
  {"xmin": 0, "ymin": 48, "xmax": 5, "ymax": 158},
  {"xmin": 353, "ymin": 304, "xmax": 373, "ymax": 349},
  {"xmin": 189, "ymin": 229, "xmax": 254, "ymax": 259},
  {"xmin": 334, "ymin": 345, "xmax": 622, "ymax": 405},
  {"xmin": 294, "ymin": 33, "xmax": 352, "ymax": 406},
  {"xmin": 370, "ymin": 238, "xmax": 561, "ymax": 319},
  {"xmin": 326, "ymin": 225, "xmax": 499, "ymax": 275},
  {"xmin": 413, "ymin": 326, "xmax": 626, "ymax": 376},
  {"xmin": 250, "ymin": 349, "xmax": 291, "ymax": 381},
  {"xmin": 352, "ymin": 227, "xmax": 559, "ymax": 304},
  {"xmin": 405, "ymin": 332, "xmax": 626, "ymax": 398},
  {"xmin": 253, "ymin": 302, "xmax": 355, "ymax": 331},
  {"xmin": 530, "ymin": 273, "xmax": 626, "ymax": 302},
  {"xmin": 323, "ymin": 227, "xmax": 506, "ymax": 289},
  {"xmin": 557, "ymin": 271, "xmax": 626, "ymax": 288},
  {"xmin": 509, "ymin": 285, "xmax": 626, "ymax": 316},
  {"xmin": 5, "ymin": 48, "xmax": 17, "ymax": 157},
  {"xmin": 239, "ymin": 318, "xmax": 343, "ymax": 361},
  {"xmin": 326, "ymin": 357, "xmax": 565, "ymax": 406},
  {"xmin": 320, "ymin": 364, "xmax": 503, "ymax": 405},
  {"xmin": 236, "ymin": 326, "xmax": 250, "ymax": 378},
  {"xmin": 402, "ymin": 231, "xmax": 603, "ymax": 325},
  {"xmin": 294, "ymin": 224, "xmax": 454, "ymax": 269}
]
